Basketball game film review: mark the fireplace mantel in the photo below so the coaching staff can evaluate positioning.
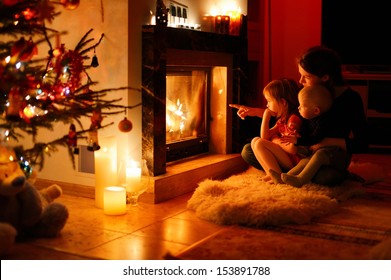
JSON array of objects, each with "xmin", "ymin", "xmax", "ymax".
[{"xmin": 142, "ymin": 26, "xmax": 248, "ymax": 176}]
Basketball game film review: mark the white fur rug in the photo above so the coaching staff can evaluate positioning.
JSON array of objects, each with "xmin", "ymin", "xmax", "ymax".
[{"xmin": 188, "ymin": 166, "xmax": 370, "ymax": 227}]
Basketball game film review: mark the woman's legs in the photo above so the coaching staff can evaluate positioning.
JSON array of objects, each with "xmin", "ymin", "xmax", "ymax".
[
  {"xmin": 312, "ymin": 167, "xmax": 348, "ymax": 186},
  {"xmin": 312, "ymin": 149, "xmax": 351, "ymax": 186},
  {"xmin": 241, "ymin": 143, "xmax": 264, "ymax": 170}
]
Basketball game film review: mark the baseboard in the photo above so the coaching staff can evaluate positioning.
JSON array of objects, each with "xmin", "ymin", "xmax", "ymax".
[{"xmin": 34, "ymin": 179, "xmax": 94, "ymax": 199}]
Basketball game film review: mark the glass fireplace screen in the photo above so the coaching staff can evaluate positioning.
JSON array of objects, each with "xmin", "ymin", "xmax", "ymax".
[{"xmin": 166, "ymin": 67, "xmax": 210, "ymax": 162}]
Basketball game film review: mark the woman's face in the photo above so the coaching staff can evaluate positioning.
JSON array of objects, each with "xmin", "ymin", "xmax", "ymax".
[{"xmin": 298, "ymin": 65, "xmax": 324, "ymax": 87}]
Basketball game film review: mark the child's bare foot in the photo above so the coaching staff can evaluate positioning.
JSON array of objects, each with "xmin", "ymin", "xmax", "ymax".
[
  {"xmin": 269, "ymin": 169, "xmax": 283, "ymax": 184},
  {"xmin": 262, "ymin": 175, "xmax": 272, "ymax": 183}
]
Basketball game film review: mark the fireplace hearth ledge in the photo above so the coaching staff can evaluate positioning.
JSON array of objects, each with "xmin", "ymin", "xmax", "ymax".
[
  {"xmin": 34, "ymin": 153, "xmax": 249, "ymax": 204},
  {"xmin": 140, "ymin": 153, "xmax": 249, "ymax": 203}
]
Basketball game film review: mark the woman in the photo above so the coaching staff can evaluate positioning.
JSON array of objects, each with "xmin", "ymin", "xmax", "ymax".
[{"xmin": 233, "ymin": 45, "xmax": 369, "ymax": 185}]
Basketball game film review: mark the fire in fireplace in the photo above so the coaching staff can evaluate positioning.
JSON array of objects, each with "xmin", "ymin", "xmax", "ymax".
[{"xmin": 166, "ymin": 67, "xmax": 209, "ymax": 162}]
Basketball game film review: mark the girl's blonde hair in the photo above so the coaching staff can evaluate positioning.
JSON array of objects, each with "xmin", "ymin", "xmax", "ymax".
[{"xmin": 263, "ymin": 78, "xmax": 300, "ymax": 120}]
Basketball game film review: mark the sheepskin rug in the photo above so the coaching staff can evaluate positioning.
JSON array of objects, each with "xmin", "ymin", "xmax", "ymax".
[{"xmin": 187, "ymin": 166, "xmax": 369, "ymax": 227}]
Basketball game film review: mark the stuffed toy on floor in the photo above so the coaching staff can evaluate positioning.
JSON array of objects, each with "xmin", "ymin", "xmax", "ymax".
[{"xmin": 0, "ymin": 145, "xmax": 69, "ymax": 256}]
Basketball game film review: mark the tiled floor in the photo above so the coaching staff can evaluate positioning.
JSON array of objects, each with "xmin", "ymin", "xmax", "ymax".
[
  {"xmin": 3, "ymin": 152, "xmax": 391, "ymax": 260},
  {"xmin": 5, "ymin": 191, "xmax": 226, "ymax": 260}
]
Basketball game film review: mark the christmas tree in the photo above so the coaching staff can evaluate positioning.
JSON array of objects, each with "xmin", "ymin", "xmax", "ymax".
[{"xmin": 0, "ymin": 0, "xmax": 139, "ymax": 176}]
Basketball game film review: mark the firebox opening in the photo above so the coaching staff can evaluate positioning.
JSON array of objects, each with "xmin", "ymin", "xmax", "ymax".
[
  {"xmin": 166, "ymin": 66, "xmax": 211, "ymax": 162},
  {"xmin": 165, "ymin": 60, "xmax": 231, "ymax": 163}
]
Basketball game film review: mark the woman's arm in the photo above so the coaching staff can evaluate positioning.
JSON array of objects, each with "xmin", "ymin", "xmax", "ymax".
[{"xmin": 311, "ymin": 137, "xmax": 346, "ymax": 151}]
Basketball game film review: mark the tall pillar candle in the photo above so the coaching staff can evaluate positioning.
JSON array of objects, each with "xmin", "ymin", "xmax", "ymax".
[{"xmin": 94, "ymin": 136, "xmax": 117, "ymax": 208}]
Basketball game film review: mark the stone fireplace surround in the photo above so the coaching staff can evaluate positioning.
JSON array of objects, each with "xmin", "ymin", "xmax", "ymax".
[{"xmin": 141, "ymin": 26, "xmax": 249, "ymax": 203}]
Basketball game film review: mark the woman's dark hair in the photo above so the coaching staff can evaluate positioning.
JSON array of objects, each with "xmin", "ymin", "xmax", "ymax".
[{"xmin": 298, "ymin": 45, "xmax": 346, "ymax": 87}]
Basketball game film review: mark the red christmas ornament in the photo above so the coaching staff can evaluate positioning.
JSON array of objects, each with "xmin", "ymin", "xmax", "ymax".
[
  {"xmin": 118, "ymin": 117, "xmax": 133, "ymax": 133},
  {"xmin": 6, "ymin": 87, "xmax": 24, "ymax": 121},
  {"xmin": 3, "ymin": 0, "xmax": 20, "ymax": 6},
  {"xmin": 67, "ymin": 124, "xmax": 77, "ymax": 147},
  {"xmin": 11, "ymin": 37, "xmax": 38, "ymax": 62},
  {"xmin": 51, "ymin": 48, "xmax": 83, "ymax": 91},
  {"xmin": 22, "ymin": 8, "xmax": 36, "ymax": 20},
  {"xmin": 91, "ymin": 108, "xmax": 103, "ymax": 128},
  {"xmin": 61, "ymin": 0, "xmax": 80, "ymax": 10},
  {"xmin": 67, "ymin": 124, "xmax": 79, "ymax": 154}
]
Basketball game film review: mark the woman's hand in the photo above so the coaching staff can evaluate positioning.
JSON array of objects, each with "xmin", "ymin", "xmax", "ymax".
[
  {"xmin": 272, "ymin": 137, "xmax": 298, "ymax": 154},
  {"xmin": 280, "ymin": 135, "xmax": 298, "ymax": 145},
  {"xmin": 310, "ymin": 137, "xmax": 346, "ymax": 152},
  {"xmin": 229, "ymin": 104, "xmax": 265, "ymax": 119}
]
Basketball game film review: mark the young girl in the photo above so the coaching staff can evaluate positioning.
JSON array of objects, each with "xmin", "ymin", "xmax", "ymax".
[{"xmin": 250, "ymin": 78, "xmax": 303, "ymax": 183}]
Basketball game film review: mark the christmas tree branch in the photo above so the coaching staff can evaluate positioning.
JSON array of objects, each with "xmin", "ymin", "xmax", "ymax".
[{"xmin": 1, "ymin": 2, "xmax": 147, "ymax": 176}]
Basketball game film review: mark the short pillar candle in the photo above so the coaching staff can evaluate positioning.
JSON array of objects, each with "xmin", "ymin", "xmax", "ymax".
[{"xmin": 104, "ymin": 186, "xmax": 126, "ymax": 215}]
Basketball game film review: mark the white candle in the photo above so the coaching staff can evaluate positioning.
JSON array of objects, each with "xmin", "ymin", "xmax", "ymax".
[
  {"xmin": 125, "ymin": 161, "xmax": 141, "ymax": 193},
  {"xmin": 94, "ymin": 136, "xmax": 117, "ymax": 208},
  {"xmin": 104, "ymin": 186, "xmax": 126, "ymax": 215}
]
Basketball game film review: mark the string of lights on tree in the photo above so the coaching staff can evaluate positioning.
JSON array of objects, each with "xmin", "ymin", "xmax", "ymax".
[{"xmin": 0, "ymin": 0, "xmax": 140, "ymax": 176}]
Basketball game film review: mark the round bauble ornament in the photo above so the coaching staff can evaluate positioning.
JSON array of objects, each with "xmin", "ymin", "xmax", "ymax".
[
  {"xmin": 61, "ymin": 0, "xmax": 80, "ymax": 10},
  {"xmin": 118, "ymin": 117, "xmax": 133, "ymax": 132},
  {"xmin": 11, "ymin": 37, "xmax": 38, "ymax": 62}
]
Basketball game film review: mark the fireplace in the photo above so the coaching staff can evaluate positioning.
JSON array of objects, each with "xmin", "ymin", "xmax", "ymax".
[
  {"xmin": 141, "ymin": 25, "xmax": 248, "ymax": 202},
  {"xmin": 166, "ymin": 55, "xmax": 235, "ymax": 163}
]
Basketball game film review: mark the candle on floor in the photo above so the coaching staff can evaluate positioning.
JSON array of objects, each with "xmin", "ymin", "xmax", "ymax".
[
  {"xmin": 94, "ymin": 136, "xmax": 117, "ymax": 208},
  {"xmin": 125, "ymin": 160, "xmax": 141, "ymax": 193},
  {"xmin": 104, "ymin": 186, "xmax": 126, "ymax": 215}
]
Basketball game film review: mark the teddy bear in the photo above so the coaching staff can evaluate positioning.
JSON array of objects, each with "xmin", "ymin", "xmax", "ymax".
[{"xmin": 0, "ymin": 144, "xmax": 69, "ymax": 256}]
